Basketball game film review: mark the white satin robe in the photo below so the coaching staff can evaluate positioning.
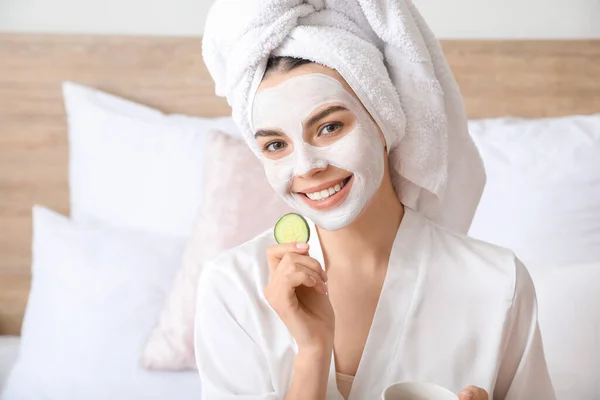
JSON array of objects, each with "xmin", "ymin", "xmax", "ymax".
[{"xmin": 194, "ymin": 208, "xmax": 556, "ymax": 399}]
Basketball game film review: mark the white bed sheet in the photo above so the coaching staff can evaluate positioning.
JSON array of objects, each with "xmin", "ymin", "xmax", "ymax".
[{"xmin": 0, "ymin": 336, "xmax": 20, "ymax": 392}]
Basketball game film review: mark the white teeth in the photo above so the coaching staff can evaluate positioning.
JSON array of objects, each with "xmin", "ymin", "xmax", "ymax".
[{"xmin": 306, "ymin": 179, "xmax": 349, "ymax": 201}]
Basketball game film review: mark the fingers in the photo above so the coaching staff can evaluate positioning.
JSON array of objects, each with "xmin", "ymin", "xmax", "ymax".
[
  {"xmin": 267, "ymin": 243, "xmax": 327, "ymax": 281},
  {"xmin": 281, "ymin": 252, "xmax": 327, "ymax": 282},
  {"xmin": 265, "ymin": 243, "xmax": 328, "ymax": 298},
  {"xmin": 265, "ymin": 267, "xmax": 327, "ymax": 307},
  {"xmin": 281, "ymin": 262, "xmax": 328, "ymax": 295},
  {"xmin": 267, "ymin": 242, "xmax": 310, "ymax": 272},
  {"xmin": 458, "ymin": 386, "xmax": 488, "ymax": 400},
  {"xmin": 285, "ymin": 271, "xmax": 327, "ymax": 295}
]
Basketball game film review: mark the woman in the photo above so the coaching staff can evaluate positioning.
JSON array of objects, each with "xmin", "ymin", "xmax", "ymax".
[{"xmin": 196, "ymin": 1, "xmax": 556, "ymax": 399}]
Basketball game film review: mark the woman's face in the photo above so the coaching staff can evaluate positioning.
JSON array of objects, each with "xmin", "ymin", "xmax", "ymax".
[{"xmin": 251, "ymin": 63, "xmax": 385, "ymax": 231}]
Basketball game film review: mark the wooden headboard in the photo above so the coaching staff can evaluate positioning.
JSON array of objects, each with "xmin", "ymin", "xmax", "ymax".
[{"xmin": 1, "ymin": 34, "xmax": 599, "ymax": 335}]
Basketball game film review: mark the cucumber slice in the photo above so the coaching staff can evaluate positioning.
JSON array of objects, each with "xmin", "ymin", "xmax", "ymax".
[{"xmin": 274, "ymin": 213, "xmax": 310, "ymax": 244}]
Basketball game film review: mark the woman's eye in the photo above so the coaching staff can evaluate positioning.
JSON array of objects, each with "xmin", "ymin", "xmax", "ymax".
[
  {"xmin": 265, "ymin": 141, "xmax": 286, "ymax": 153},
  {"xmin": 319, "ymin": 122, "xmax": 342, "ymax": 136}
]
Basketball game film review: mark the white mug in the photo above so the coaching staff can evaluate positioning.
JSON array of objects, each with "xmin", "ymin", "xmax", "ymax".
[{"xmin": 382, "ymin": 381, "xmax": 457, "ymax": 400}]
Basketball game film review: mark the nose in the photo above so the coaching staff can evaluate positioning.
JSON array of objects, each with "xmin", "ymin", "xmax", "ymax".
[{"xmin": 294, "ymin": 145, "xmax": 328, "ymax": 178}]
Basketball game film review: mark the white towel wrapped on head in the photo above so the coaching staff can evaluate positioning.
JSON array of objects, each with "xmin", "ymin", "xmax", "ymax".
[{"xmin": 202, "ymin": 0, "xmax": 486, "ymax": 234}]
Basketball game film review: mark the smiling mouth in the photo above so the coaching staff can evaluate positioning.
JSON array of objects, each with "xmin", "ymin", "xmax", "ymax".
[{"xmin": 298, "ymin": 176, "xmax": 352, "ymax": 202}]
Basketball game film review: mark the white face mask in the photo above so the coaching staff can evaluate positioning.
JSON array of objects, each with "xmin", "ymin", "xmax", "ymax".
[{"xmin": 251, "ymin": 73, "xmax": 384, "ymax": 231}]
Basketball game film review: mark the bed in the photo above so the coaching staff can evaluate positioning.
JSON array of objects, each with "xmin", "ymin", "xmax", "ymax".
[
  {"xmin": 0, "ymin": 336, "xmax": 19, "ymax": 390},
  {"xmin": 0, "ymin": 34, "xmax": 599, "ymax": 398}
]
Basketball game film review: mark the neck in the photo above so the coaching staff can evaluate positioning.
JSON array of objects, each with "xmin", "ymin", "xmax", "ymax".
[{"xmin": 316, "ymin": 178, "xmax": 404, "ymax": 272}]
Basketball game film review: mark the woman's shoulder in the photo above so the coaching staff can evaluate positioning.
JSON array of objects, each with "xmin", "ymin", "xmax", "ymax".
[
  {"xmin": 194, "ymin": 229, "xmax": 281, "ymax": 360},
  {"xmin": 200, "ymin": 228, "xmax": 275, "ymax": 294},
  {"xmin": 424, "ymin": 213, "xmax": 518, "ymax": 269},
  {"xmin": 417, "ymin": 211, "xmax": 532, "ymax": 302}
]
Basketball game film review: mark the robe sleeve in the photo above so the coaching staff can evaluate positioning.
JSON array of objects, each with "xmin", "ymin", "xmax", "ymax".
[
  {"xmin": 493, "ymin": 258, "xmax": 557, "ymax": 400},
  {"xmin": 194, "ymin": 262, "xmax": 279, "ymax": 400}
]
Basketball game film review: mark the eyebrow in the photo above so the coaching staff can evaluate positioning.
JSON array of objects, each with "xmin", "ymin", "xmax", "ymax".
[
  {"xmin": 304, "ymin": 105, "xmax": 348, "ymax": 128},
  {"xmin": 254, "ymin": 129, "xmax": 284, "ymax": 139}
]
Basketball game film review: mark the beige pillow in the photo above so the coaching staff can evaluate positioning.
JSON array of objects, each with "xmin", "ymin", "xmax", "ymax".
[{"xmin": 142, "ymin": 130, "xmax": 291, "ymax": 370}]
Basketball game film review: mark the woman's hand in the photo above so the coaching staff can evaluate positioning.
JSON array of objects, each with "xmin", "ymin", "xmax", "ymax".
[
  {"xmin": 264, "ymin": 242, "xmax": 335, "ymax": 352},
  {"xmin": 458, "ymin": 386, "xmax": 489, "ymax": 400}
]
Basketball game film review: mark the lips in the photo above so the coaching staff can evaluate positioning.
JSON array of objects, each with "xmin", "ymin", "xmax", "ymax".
[
  {"xmin": 296, "ymin": 175, "xmax": 354, "ymax": 211},
  {"xmin": 304, "ymin": 177, "xmax": 350, "ymax": 201},
  {"xmin": 298, "ymin": 176, "xmax": 352, "ymax": 196}
]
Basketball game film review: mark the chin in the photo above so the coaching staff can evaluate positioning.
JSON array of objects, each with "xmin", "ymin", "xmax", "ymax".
[{"xmin": 292, "ymin": 200, "xmax": 365, "ymax": 232}]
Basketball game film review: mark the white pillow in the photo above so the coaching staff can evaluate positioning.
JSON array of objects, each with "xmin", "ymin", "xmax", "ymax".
[
  {"xmin": 536, "ymin": 263, "xmax": 600, "ymax": 400},
  {"xmin": 64, "ymin": 81, "xmax": 239, "ymax": 237},
  {"xmin": 468, "ymin": 114, "xmax": 600, "ymax": 268},
  {"xmin": 2, "ymin": 207, "xmax": 202, "ymax": 400},
  {"xmin": 0, "ymin": 336, "xmax": 20, "ymax": 391}
]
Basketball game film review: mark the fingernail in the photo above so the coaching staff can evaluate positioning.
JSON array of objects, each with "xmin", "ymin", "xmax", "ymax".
[
  {"xmin": 459, "ymin": 391, "xmax": 474, "ymax": 399},
  {"xmin": 322, "ymin": 282, "xmax": 328, "ymax": 295},
  {"xmin": 296, "ymin": 242, "xmax": 309, "ymax": 249}
]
